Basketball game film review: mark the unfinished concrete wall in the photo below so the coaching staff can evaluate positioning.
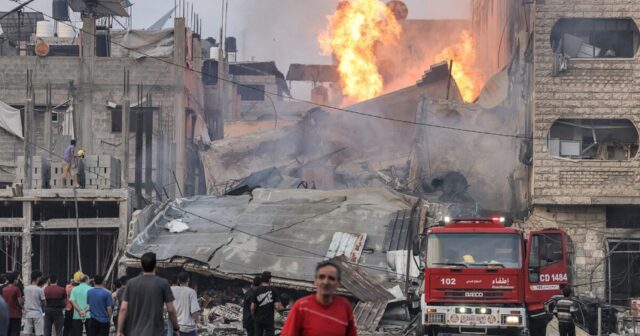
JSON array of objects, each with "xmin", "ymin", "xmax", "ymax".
[{"xmin": 0, "ymin": 55, "xmax": 181, "ymax": 189}]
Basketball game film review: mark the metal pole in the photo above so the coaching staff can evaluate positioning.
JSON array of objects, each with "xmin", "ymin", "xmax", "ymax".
[
  {"xmin": 122, "ymin": 70, "xmax": 130, "ymax": 188},
  {"xmin": 597, "ymin": 306, "xmax": 602, "ymax": 336},
  {"xmin": 144, "ymin": 94, "xmax": 153, "ymax": 199},
  {"xmin": 135, "ymin": 83, "xmax": 143, "ymax": 208}
]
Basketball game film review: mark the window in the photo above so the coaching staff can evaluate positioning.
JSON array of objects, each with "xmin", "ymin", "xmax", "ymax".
[
  {"xmin": 110, "ymin": 108, "xmax": 150, "ymax": 133},
  {"xmin": 426, "ymin": 233, "xmax": 522, "ymax": 268},
  {"xmin": 51, "ymin": 111, "xmax": 59, "ymax": 123},
  {"xmin": 607, "ymin": 240, "xmax": 640, "ymax": 305},
  {"xmin": 238, "ymin": 84, "xmax": 265, "ymax": 101},
  {"xmin": 548, "ymin": 119, "xmax": 639, "ymax": 160},
  {"xmin": 606, "ymin": 205, "xmax": 640, "ymax": 228},
  {"xmin": 551, "ymin": 18, "xmax": 640, "ymax": 58}
]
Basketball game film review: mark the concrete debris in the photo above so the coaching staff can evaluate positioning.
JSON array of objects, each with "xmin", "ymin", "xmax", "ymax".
[{"xmin": 209, "ymin": 303, "xmax": 242, "ymax": 322}]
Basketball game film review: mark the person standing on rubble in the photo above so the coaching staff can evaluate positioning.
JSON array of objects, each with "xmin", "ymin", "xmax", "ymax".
[
  {"xmin": 171, "ymin": 272, "xmax": 200, "ymax": 336},
  {"xmin": 243, "ymin": 276, "xmax": 261, "ymax": 336},
  {"xmin": 281, "ymin": 261, "xmax": 357, "ymax": 336},
  {"xmin": 251, "ymin": 271, "xmax": 283, "ymax": 336},
  {"xmin": 116, "ymin": 252, "xmax": 180, "ymax": 336}
]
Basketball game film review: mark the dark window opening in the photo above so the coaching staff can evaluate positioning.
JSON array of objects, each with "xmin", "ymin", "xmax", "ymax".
[
  {"xmin": 32, "ymin": 201, "xmax": 119, "ymax": 221},
  {"xmin": 0, "ymin": 202, "xmax": 23, "ymax": 218},
  {"xmin": 606, "ymin": 205, "xmax": 640, "ymax": 228},
  {"xmin": 238, "ymin": 84, "xmax": 265, "ymax": 101},
  {"xmin": 110, "ymin": 107, "xmax": 157, "ymax": 133},
  {"xmin": 607, "ymin": 240, "xmax": 640, "ymax": 305},
  {"xmin": 551, "ymin": 18, "xmax": 640, "ymax": 58},
  {"xmin": 549, "ymin": 119, "xmax": 639, "ymax": 160}
]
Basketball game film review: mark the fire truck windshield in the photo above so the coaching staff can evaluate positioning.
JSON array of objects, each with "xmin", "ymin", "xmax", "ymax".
[{"xmin": 426, "ymin": 233, "xmax": 522, "ymax": 269}]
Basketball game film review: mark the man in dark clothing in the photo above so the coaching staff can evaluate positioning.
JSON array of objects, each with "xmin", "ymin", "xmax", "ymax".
[
  {"xmin": 44, "ymin": 276, "xmax": 66, "ymax": 336},
  {"xmin": 554, "ymin": 286, "xmax": 578, "ymax": 336},
  {"xmin": 3, "ymin": 272, "xmax": 22, "ymax": 336},
  {"xmin": 117, "ymin": 252, "xmax": 179, "ymax": 336},
  {"xmin": 251, "ymin": 272, "xmax": 283, "ymax": 336},
  {"xmin": 243, "ymin": 276, "xmax": 261, "ymax": 336}
]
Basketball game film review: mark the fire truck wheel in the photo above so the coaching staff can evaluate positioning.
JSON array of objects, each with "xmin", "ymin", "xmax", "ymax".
[{"xmin": 415, "ymin": 324, "xmax": 437, "ymax": 336}]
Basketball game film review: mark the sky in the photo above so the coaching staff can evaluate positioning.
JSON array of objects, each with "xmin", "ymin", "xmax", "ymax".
[{"xmin": 1, "ymin": 0, "xmax": 470, "ymax": 97}]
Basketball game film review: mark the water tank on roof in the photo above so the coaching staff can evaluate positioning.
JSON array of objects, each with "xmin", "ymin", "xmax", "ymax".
[
  {"xmin": 209, "ymin": 46, "xmax": 219, "ymax": 60},
  {"xmin": 36, "ymin": 21, "xmax": 54, "ymax": 38},
  {"xmin": 57, "ymin": 22, "xmax": 76, "ymax": 38},
  {"xmin": 52, "ymin": 0, "xmax": 70, "ymax": 21},
  {"xmin": 225, "ymin": 37, "xmax": 237, "ymax": 53}
]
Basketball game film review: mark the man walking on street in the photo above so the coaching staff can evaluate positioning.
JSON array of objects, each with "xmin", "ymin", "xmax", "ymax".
[
  {"xmin": 3, "ymin": 272, "xmax": 22, "ymax": 336},
  {"xmin": 70, "ymin": 273, "xmax": 91, "ymax": 336},
  {"xmin": 117, "ymin": 252, "xmax": 180, "ymax": 336},
  {"xmin": 86, "ymin": 275, "xmax": 112, "ymax": 336},
  {"xmin": 251, "ymin": 272, "xmax": 282, "ymax": 336},
  {"xmin": 24, "ymin": 271, "xmax": 46, "ymax": 336},
  {"xmin": 43, "ymin": 275, "xmax": 66, "ymax": 336},
  {"xmin": 554, "ymin": 286, "xmax": 578, "ymax": 336},
  {"xmin": 243, "ymin": 276, "xmax": 261, "ymax": 336},
  {"xmin": 282, "ymin": 261, "xmax": 358, "ymax": 336},
  {"xmin": 171, "ymin": 272, "xmax": 200, "ymax": 336}
]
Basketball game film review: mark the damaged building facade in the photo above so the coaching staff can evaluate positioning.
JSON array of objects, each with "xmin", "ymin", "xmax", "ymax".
[
  {"xmin": 0, "ymin": 4, "xmax": 208, "ymax": 283},
  {"xmin": 527, "ymin": 0, "xmax": 640, "ymax": 302}
]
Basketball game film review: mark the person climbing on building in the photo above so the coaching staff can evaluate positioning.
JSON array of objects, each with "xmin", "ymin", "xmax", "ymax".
[
  {"xmin": 61, "ymin": 139, "xmax": 79, "ymax": 188},
  {"xmin": 75, "ymin": 149, "xmax": 86, "ymax": 188}
]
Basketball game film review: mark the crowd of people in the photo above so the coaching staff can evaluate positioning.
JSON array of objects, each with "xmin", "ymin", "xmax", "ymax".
[
  {"xmin": 0, "ymin": 253, "xmax": 358, "ymax": 336},
  {"xmin": 0, "ymin": 270, "xmax": 127, "ymax": 336}
]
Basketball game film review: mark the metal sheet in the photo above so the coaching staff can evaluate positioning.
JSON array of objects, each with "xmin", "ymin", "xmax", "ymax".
[
  {"xmin": 67, "ymin": 0, "xmax": 129, "ymax": 17},
  {"xmin": 325, "ymin": 232, "xmax": 366, "ymax": 263},
  {"xmin": 353, "ymin": 301, "xmax": 389, "ymax": 334}
]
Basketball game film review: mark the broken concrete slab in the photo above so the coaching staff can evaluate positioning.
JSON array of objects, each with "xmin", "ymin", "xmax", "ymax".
[{"xmin": 127, "ymin": 188, "xmax": 418, "ymax": 290}]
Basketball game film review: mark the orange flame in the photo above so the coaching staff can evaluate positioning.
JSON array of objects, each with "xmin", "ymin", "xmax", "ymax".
[
  {"xmin": 432, "ymin": 30, "xmax": 483, "ymax": 103},
  {"xmin": 319, "ymin": 0, "xmax": 401, "ymax": 103}
]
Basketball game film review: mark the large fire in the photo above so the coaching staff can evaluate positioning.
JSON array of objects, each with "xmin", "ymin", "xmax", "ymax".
[
  {"xmin": 432, "ymin": 30, "xmax": 483, "ymax": 103},
  {"xmin": 319, "ymin": 0, "xmax": 401, "ymax": 103}
]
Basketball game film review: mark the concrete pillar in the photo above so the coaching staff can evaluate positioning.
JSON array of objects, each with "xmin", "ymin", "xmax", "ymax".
[
  {"xmin": 21, "ymin": 201, "xmax": 32, "ymax": 285},
  {"xmin": 172, "ymin": 18, "xmax": 186, "ymax": 198},
  {"xmin": 116, "ymin": 199, "xmax": 129, "ymax": 257},
  {"xmin": 79, "ymin": 16, "xmax": 96, "ymax": 153}
]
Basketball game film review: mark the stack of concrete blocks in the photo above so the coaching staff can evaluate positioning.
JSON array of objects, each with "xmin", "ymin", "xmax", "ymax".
[
  {"xmin": 15, "ymin": 156, "xmax": 51, "ymax": 189},
  {"xmin": 49, "ymin": 160, "xmax": 73, "ymax": 188},
  {"xmin": 86, "ymin": 155, "xmax": 121, "ymax": 189}
]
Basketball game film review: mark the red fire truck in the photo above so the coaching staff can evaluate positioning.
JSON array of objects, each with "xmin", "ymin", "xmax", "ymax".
[{"xmin": 416, "ymin": 217, "xmax": 570, "ymax": 336}]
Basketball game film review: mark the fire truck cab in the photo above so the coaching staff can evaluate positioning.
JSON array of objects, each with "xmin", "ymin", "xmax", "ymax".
[{"xmin": 416, "ymin": 217, "xmax": 569, "ymax": 336}]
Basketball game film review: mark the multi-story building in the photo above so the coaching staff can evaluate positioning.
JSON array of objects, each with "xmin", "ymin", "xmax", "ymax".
[{"xmin": 528, "ymin": 0, "xmax": 640, "ymax": 303}]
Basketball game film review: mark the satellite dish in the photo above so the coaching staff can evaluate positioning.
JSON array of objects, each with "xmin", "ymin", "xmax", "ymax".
[
  {"xmin": 387, "ymin": 1, "xmax": 408, "ymax": 20},
  {"xmin": 35, "ymin": 39, "xmax": 49, "ymax": 57}
]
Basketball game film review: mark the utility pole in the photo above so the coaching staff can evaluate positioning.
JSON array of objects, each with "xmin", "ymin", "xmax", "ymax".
[
  {"xmin": 144, "ymin": 93, "xmax": 153, "ymax": 199},
  {"xmin": 24, "ymin": 70, "xmax": 34, "ymax": 189},
  {"xmin": 135, "ymin": 82, "xmax": 143, "ymax": 208}
]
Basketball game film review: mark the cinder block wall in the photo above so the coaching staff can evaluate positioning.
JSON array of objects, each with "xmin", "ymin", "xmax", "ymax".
[{"xmin": 533, "ymin": 1, "xmax": 640, "ymax": 204}]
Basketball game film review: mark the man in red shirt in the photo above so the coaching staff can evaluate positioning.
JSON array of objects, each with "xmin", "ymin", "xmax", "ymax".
[
  {"xmin": 2, "ymin": 272, "xmax": 23, "ymax": 336},
  {"xmin": 281, "ymin": 261, "xmax": 357, "ymax": 336}
]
